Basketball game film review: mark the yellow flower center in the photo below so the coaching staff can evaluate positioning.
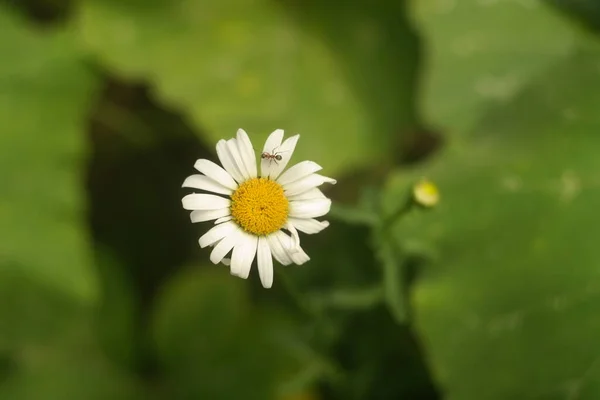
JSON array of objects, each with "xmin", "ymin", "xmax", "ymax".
[{"xmin": 230, "ymin": 178, "xmax": 289, "ymax": 236}]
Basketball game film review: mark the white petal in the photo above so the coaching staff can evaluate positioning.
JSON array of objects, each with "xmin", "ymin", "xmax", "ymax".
[
  {"xmin": 267, "ymin": 232, "xmax": 293, "ymax": 266},
  {"xmin": 287, "ymin": 188, "xmax": 327, "ymax": 201},
  {"xmin": 190, "ymin": 208, "xmax": 230, "ymax": 223},
  {"xmin": 216, "ymin": 140, "xmax": 245, "ymax": 183},
  {"xmin": 285, "ymin": 222, "xmax": 301, "ymax": 251},
  {"xmin": 288, "ymin": 218, "xmax": 330, "ymax": 234},
  {"xmin": 198, "ymin": 221, "xmax": 237, "ymax": 248},
  {"xmin": 289, "ymin": 198, "xmax": 332, "ymax": 219},
  {"xmin": 182, "ymin": 194, "xmax": 230, "ymax": 210},
  {"xmin": 260, "ymin": 129, "xmax": 284, "ymax": 178},
  {"xmin": 194, "ymin": 159, "xmax": 237, "ymax": 190},
  {"xmin": 227, "ymin": 138, "xmax": 250, "ymax": 180},
  {"xmin": 257, "ymin": 237, "xmax": 274, "ymax": 288},
  {"xmin": 236, "ymin": 129, "xmax": 258, "ymax": 178},
  {"xmin": 221, "ymin": 258, "xmax": 231, "ymax": 266},
  {"xmin": 290, "ymin": 246, "xmax": 310, "ymax": 265},
  {"xmin": 230, "ymin": 232, "xmax": 258, "ymax": 279},
  {"xmin": 182, "ymin": 174, "xmax": 233, "ymax": 195},
  {"xmin": 277, "ymin": 161, "xmax": 322, "ymax": 186},
  {"xmin": 268, "ymin": 134, "xmax": 299, "ymax": 180},
  {"xmin": 275, "ymin": 231, "xmax": 310, "ymax": 265},
  {"xmin": 284, "ymin": 174, "xmax": 337, "ymax": 197},
  {"xmin": 214, "ymin": 215, "xmax": 232, "ymax": 225},
  {"xmin": 210, "ymin": 227, "xmax": 242, "ymax": 264}
]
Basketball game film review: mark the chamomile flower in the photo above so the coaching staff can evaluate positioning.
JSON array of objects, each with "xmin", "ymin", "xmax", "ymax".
[{"xmin": 182, "ymin": 129, "xmax": 336, "ymax": 288}]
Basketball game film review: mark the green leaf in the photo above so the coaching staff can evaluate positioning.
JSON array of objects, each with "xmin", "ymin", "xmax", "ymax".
[
  {"xmin": 0, "ymin": 270, "xmax": 86, "ymax": 348},
  {"xmin": 76, "ymin": 0, "xmax": 419, "ymax": 175},
  {"xmin": 375, "ymin": 237, "xmax": 406, "ymax": 323},
  {"xmin": 387, "ymin": 38, "xmax": 600, "ymax": 399},
  {"xmin": 0, "ymin": 6, "xmax": 99, "ymax": 302},
  {"xmin": 152, "ymin": 267, "xmax": 249, "ymax": 365},
  {"xmin": 280, "ymin": 0, "xmax": 422, "ymax": 149},
  {"xmin": 94, "ymin": 249, "xmax": 138, "ymax": 369},
  {"xmin": 412, "ymin": 0, "xmax": 578, "ymax": 135},
  {"xmin": 0, "ymin": 271, "xmax": 143, "ymax": 400},
  {"xmin": 0, "ymin": 11, "xmax": 136, "ymax": 396},
  {"xmin": 152, "ymin": 267, "xmax": 302, "ymax": 400},
  {"xmin": 0, "ymin": 356, "xmax": 143, "ymax": 400},
  {"xmin": 307, "ymin": 285, "xmax": 384, "ymax": 311},
  {"xmin": 328, "ymin": 204, "xmax": 378, "ymax": 226}
]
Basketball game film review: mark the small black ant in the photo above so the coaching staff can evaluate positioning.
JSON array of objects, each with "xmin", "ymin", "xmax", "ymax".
[
  {"xmin": 260, "ymin": 146, "xmax": 288, "ymax": 164},
  {"xmin": 261, "ymin": 152, "xmax": 283, "ymax": 163}
]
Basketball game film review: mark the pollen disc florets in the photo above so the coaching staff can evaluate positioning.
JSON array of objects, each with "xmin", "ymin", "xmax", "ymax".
[{"xmin": 230, "ymin": 177, "xmax": 289, "ymax": 235}]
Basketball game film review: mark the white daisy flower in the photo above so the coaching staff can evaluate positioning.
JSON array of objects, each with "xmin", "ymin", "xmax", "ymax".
[{"xmin": 181, "ymin": 129, "xmax": 336, "ymax": 288}]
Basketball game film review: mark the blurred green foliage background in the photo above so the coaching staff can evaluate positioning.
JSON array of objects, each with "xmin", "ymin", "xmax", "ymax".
[{"xmin": 2, "ymin": 0, "xmax": 600, "ymax": 399}]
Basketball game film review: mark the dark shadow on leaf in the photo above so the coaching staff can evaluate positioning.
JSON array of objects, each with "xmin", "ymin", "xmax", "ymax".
[
  {"xmin": 86, "ymin": 73, "xmax": 211, "ymax": 380},
  {"xmin": 1, "ymin": 0, "xmax": 72, "ymax": 26},
  {"xmin": 545, "ymin": 0, "xmax": 600, "ymax": 34},
  {"xmin": 324, "ymin": 306, "xmax": 442, "ymax": 400}
]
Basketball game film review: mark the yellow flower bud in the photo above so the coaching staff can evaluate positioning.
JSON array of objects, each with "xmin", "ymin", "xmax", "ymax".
[{"xmin": 413, "ymin": 179, "xmax": 439, "ymax": 208}]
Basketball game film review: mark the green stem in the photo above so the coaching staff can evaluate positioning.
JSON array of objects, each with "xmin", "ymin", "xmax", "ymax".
[
  {"xmin": 380, "ymin": 195, "xmax": 414, "ymax": 232},
  {"xmin": 329, "ymin": 203, "xmax": 378, "ymax": 226}
]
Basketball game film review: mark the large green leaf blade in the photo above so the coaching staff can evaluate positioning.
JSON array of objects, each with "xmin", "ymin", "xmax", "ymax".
[
  {"xmin": 0, "ymin": 269, "xmax": 143, "ymax": 400},
  {"xmin": 77, "ymin": 0, "xmax": 419, "ymax": 175},
  {"xmin": 412, "ymin": 0, "xmax": 577, "ymax": 135},
  {"xmin": 0, "ymin": 6, "xmax": 98, "ymax": 301},
  {"xmin": 387, "ymin": 42, "xmax": 600, "ymax": 399},
  {"xmin": 152, "ymin": 267, "xmax": 310, "ymax": 399}
]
